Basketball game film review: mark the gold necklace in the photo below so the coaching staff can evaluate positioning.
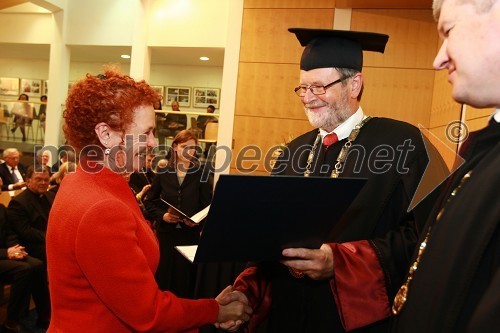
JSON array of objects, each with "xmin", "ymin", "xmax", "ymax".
[
  {"xmin": 288, "ymin": 116, "xmax": 372, "ymax": 278},
  {"xmin": 392, "ymin": 170, "xmax": 473, "ymax": 314}
]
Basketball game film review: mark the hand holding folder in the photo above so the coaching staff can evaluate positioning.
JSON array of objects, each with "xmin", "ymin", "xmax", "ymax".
[
  {"xmin": 160, "ymin": 197, "xmax": 210, "ymax": 225},
  {"xmin": 190, "ymin": 175, "xmax": 366, "ymax": 263}
]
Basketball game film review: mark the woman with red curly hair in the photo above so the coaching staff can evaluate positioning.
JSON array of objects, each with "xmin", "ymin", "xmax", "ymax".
[{"xmin": 46, "ymin": 68, "xmax": 251, "ymax": 333}]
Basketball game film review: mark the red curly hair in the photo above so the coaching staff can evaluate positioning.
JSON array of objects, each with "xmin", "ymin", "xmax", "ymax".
[{"xmin": 63, "ymin": 67, "xmax": 159, "ymax": 151}]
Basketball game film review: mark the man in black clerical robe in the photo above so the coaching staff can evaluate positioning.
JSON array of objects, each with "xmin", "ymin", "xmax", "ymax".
[{"xmin": 226, "ymin": 29, "xmax": 446, "ymax": 333}]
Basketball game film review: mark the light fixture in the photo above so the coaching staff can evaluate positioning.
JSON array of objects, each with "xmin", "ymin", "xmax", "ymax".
[
  {"xmin": 199, "ymin": 56, "xmax": 210, "ymax": 61},
  {"xmin": 121, "ymin": 54, "xmax": 131, "ymax": 59}
]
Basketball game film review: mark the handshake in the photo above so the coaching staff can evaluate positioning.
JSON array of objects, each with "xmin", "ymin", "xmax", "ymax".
[{"xmin": 215, "ymin": 286, "xmax": 253, "ymax": 332}]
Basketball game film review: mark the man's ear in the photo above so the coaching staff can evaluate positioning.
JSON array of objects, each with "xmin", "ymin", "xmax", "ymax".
[
  {"xmin": 350, "ymin": 73, "xmax": 363, "ymax": 99},
  {"xmin": 95, "ymin": 122, "xmax": 112, "ymax": 147}
]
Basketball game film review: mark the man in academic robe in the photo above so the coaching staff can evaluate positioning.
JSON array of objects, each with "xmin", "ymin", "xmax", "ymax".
[
  {"xmin": 387, "ymin": 0, "xmax": 499, "ymax": 331},
  {"xmin": 304, "ymin": 2, "xmax": 500, "ymax": 332},
  {"xmin": 223, "ymin": 29, "xmax": 446, "ymax": 333}
]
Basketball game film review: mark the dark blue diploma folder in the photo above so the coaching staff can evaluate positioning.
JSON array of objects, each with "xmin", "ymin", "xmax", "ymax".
[{"xmin": 194, "ymin": 174, "xmax": 366, "ymax": 263}]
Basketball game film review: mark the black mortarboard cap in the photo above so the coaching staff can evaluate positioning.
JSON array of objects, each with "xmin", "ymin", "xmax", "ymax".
[{"xmin": 289, "ymin": 28, "xmax": 389, "ymax": 71}]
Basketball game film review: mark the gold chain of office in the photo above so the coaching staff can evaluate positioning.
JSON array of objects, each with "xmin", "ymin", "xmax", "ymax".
[
  {"xmin": 392, "ymin": 170, "xmax": 473, "ymax": 314},
  {"xmin": 304, "ymin": 116, "xmax": 372, "ymax": 178},
  {"xmin": 288, "ymin": 116, "xmax": 372, "ymax": 279}
]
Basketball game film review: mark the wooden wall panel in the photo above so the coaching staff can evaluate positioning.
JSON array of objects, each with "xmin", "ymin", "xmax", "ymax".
[
  {"xmin": 235, "ymin": 63, "xmax": 303, "ymax": 119},
  {"xmin": 231, "ymin": 115, "xmax": 312, "ymax": 172},
  {"xmin": 465, "ymin": 106, "xmax": 495, "ymax": 121},
  {"xmin": 362, "ymin": 67, "xmax": 434, "ymax": 127},
  {"xmin": 429, "ymin": 125, "xmax": 459, "ymax": 169},
  {"xmin": 351, "ymin": 9, "xmax": 438, "ymax": 69},
  {"xmin": 466, "ymin": 117, "xmax": 490, "ymax": 132},
  {"xmin": 430, "ymin": 69, "xmax": 461, "ymax": 128},
  {"xmin": 244, "ymin": 0, "xmax": 335, "ymax": 9},
  {"xmin": 337, "ymin": 0, "xmax": 432, "ymax": 9},
  {"xmin": 240, "ymin": 9, "xmax": 334, "ymax": 63}
]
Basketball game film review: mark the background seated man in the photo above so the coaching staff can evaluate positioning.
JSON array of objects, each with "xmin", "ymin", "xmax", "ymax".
[
  {"xmin": 157, "ymin": 100, "xmax": 187, "ymax": 146},
  {"xmin": 0, "ymin": 149, "xmax": 27, "ymax": 192},
  {"xmin": 0, "ymin": 203, "xmax": 49, "ymax": 333},
  {"xmin": 197, "ymin": 104, "xmax": 218, "ymax": 139},
  {"xmin": 6, "ymin": 165, "xmax": 52, "ymax": 330}
]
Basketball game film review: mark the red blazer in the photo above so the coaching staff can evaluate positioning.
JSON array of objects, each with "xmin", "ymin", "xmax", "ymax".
[{"xmin": 47, "ymin": 167, "xmax": 218, "ymax": 332}]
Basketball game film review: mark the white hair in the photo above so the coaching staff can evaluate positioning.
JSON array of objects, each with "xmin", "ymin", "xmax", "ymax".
[
  {"xmin": 433, "ymin": 0, "xmax": 498, "ymax": 19},
  {"xmin": 2, "ymin": 148, "xmax": 20, "ymax": 159}
]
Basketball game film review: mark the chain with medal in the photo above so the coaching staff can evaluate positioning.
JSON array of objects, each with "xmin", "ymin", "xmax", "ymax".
[
  {"xmin": 392, "ymin": 170, "xmax": 473, "ymax": 314},
  {"xmin": 288, "ymin": 116, "xmax": 372, "ymax": 278}
]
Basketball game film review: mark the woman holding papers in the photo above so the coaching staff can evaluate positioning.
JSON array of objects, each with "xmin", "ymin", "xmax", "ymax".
[
  {"xmin": 46, "ymin": 69, "xmax": 250, "ymax": 333},
  {"xmin": 144, "ymin": 130, "xmax": 212, "ymax": 298}
]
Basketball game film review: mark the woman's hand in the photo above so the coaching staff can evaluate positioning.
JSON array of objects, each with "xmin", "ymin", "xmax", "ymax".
[
  {"xmin": 182, "ymin": 219, "xmax": 198, "ymax": 228},
  {"xmin": 136, "ymin": 184, "xmax": 151, "ymax": 202},
  {"xmin": 162, "ymin": 212, "xmax": 181, "ymax": 223},
  {"xmin": 215, "ymin": 286, "xmax": 252, "ymax": 331}
]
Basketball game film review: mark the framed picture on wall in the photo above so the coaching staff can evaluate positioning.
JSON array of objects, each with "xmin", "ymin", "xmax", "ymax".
[
  {"xmin": 20, "ymin": 78, "xmax": 42, "ymax": 97},
  {"xmin": 151, "ymin": 85, "xmax": 165, "ymax": 101},
  {"xmin": 0, "ymin": 77, "xmax": 19, "ymax": 96},
  {"xmin": 193, "ymin": 87, "xmax": 220, "ymax": 108},
  {"xmin": 43, "ymin": 80, "xmax": 48, "ymax": 95},
  {"xmin": 166, "ymin": 86, "xmax": 191, "ymax": 107}
]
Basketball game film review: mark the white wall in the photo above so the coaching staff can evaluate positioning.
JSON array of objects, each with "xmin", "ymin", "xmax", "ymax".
[
  {"xmin": 0, "ymin": 58, "xmax": 49, "ymax": 80},
  {"xmin": 148, "ymin": 0, "xmax": 229, "ymax": 47},
  {"xmin": 66, "ymin": 0, "xmax": 135, "ymax": 46},
  {"xmin": 0, "ymin": 13, "xmax": 52, "ymax": 43}
]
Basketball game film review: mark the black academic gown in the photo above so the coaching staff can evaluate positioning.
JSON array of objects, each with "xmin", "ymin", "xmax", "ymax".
[
  {"xmin": 254, "ymin": 117, "xmax": 437, "ymax": 333},
  {"xmin": 144, "ymin": 164, "xmax": 212, "ymax": 297},
  {"xmin": 390, "ymin": 121, "xmax": 500, "ymax": 333}
]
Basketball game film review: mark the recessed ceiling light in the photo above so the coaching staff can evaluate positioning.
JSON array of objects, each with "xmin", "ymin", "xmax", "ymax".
[
  {"xmin": 199, "ymin": 56, "xmax": 210, "ymax": 61},
  {"xmin": 121, "ymin": 54, "xmax": 131, "ymax": 59}
]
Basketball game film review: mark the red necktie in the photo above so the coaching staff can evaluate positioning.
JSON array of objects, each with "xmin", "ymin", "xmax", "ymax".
[{"xmin": 323, "ymin": 133, "xmax": 338, "ymax": 149}]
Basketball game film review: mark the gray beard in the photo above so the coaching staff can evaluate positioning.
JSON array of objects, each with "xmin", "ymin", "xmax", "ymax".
[{"xmin": 304, "ymin": 91, "xmax": 352, "ymax": 131}]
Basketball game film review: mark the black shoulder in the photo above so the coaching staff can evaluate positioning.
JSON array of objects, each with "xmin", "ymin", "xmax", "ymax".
[
  {"xmin": 365, "ymin": 117, "xmax": 424, "ymax": 147},
  {"xmin": 287, "ymin": 128, "xmax": 318, "ymax": 149},
  {"xmin": 369, "ymin": 117, "xmax": 421, "ymax": 136}
]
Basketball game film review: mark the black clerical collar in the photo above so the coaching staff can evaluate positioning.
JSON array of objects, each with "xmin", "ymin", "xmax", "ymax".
[{"xmin": 27, "ymin": 188, "xmax": 45, "ymax": 198}]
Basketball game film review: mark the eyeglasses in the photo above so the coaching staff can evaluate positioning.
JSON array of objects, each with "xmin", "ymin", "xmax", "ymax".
[{"xmin": 294, "ymin": 76, "xmax": 351, "ymax": 97}]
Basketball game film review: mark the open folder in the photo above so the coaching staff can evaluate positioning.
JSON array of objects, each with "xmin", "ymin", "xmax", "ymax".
[
  {"xmin": 160, "ymin": 197, "xmax": 210, "ymax": 224},
  {"xmin": 188, "ymin": 174, "xmax": 366, "ymax": 263}
]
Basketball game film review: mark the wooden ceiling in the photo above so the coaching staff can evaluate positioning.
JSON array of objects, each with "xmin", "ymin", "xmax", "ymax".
[{"xmin": 0, "ymin": 0, "xmax": 29, "ymax": 10}]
